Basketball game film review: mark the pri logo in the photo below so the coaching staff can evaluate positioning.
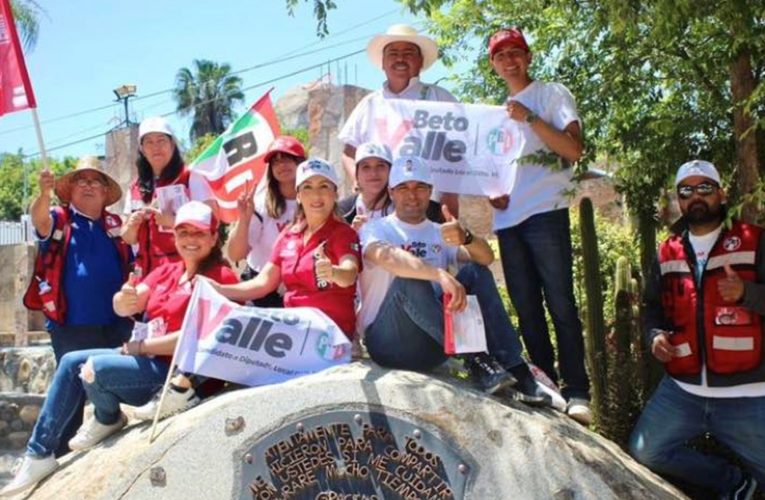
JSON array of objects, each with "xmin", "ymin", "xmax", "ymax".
[
  {"xmin": 723, "ymin": 236, "xmax": 741, "ymax": 252},
  {"xmin": 315, "ymin": 327, "xmax": 347, "ymax": 361},
  {"xmin": 486, "ymin": 126, "xmax": 515, "ymax": 155}
]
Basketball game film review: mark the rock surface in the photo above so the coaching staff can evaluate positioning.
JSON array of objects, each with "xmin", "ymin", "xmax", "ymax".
[
  {"xmin": 26, "ymin": 362, "xmax": 682, "ymax": 499},
  {"xmin": 0, "ymin": 347, "xmax": 55, "ymax": 394}
]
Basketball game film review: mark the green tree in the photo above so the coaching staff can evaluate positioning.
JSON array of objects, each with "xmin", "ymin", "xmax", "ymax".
[
  {"xmin": 0, "ymin": 153, "xmax": 74, "ymax": 220},
  {"xmin": 11, "ymin": 0, "xmax": 42, "ymax": 49},
  {"xmin": 174, "ymin": 59, "xmax": 245, "ymax": 143},
  {"xmin": 284, "ymin": 0, "xmax": 336, "ymax": 36}
]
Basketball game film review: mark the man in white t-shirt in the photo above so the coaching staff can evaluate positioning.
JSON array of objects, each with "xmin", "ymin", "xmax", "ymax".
[
  {"xmin": 359, "ymin": 155, "xmax": 548, "ymax": 405},
  {"xmin": 338, "ymin": 24, "xmax": 460, "ymax": 216},
  {"xmin": 629, "ymin": 160, "xmax": 765, "ymax": 498},
  {"xmin": 487, "ymin": 27, "xmax": 590, "ymax": 423}
]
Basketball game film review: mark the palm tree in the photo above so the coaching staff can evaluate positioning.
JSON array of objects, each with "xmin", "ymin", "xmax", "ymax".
[
  {"xmin": 11, "ymin": 0, "xmax": 42, "ymax": 49},
  {"xmin": 174, "ymin": 59, "xmax": 245, "ymax": 142}
]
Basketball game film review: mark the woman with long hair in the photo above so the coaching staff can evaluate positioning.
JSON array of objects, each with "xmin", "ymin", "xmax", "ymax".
[
  {"xmin": 227, "ymin": 136, "xmax": 306, "ymax": 307},
  {"xmin": 338, "ymin": 142, "xmax": 443, "ymax": 230},
  {"xmin": 217, "ymin": 158, "xmax": 361, "ymax": 339},
  {"xmin": 121, "ymin": 116, "xmax": 213, "ymax": 276},
  {"xmin": 2, "ymin": 202, "xmax": 237, "ymax": 496}
]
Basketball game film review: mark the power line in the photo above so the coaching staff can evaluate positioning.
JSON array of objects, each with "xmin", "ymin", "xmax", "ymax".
[
  {"xmin": 24, "ymin": 48, "xmax": 366, "ymax": 158},
  {"xmin": 0, "ymin": 8, "xmax": 404, "ymax": 138}
]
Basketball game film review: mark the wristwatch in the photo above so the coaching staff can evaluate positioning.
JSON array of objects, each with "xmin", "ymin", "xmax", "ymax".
[
  {"xmin": 463, "ymin": 228, "xmax": 474, "ymax": 246},
  {"xmin": 526, "ymin": 111, "xmax": 539, "ymax": 124}
]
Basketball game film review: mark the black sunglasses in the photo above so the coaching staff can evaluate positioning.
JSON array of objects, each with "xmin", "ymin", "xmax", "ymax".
[{"xmin": 677, "ymin": 182, "xmax": 718, "ymax": 200}]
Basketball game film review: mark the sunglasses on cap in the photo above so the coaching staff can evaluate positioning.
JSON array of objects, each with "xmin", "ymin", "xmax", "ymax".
[{"xmin": 677, "ymin": 182, "xmax": 718, "ymax": 200}]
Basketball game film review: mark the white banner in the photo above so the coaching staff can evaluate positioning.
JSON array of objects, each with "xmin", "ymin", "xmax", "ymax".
[
  {"xmin": 362, "ymin": 97, "xmax": 523, "ymax": 196},
  {"xmin": 176, "ymin": 278, "xmax": 351, "ymax": 386}
]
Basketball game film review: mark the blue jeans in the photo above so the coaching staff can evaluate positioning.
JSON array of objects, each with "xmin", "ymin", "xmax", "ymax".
[
  {"xmin": 365, "ymin": 262, "xmax": 525, "ymax": 371},
  {"xmin": 48, "ymin": 321, "xmax": 132, "ymax": 456},
  {"xmin": 496, "ymin": 208, "xmax": 589, "ymax": 400},
  {"xmin": 26, "ymin": 348, "xmax": 170, "ymax": 458},
  {"xmin": 628, "ymin": 376, "xmax": 765, "ymax": 492}
]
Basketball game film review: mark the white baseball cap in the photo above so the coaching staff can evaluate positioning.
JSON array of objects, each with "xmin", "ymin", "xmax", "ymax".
[
  {"xmin": 389, "ymin": 155, "xmax": 432, "ymax": 188},
  {"xmin": 355, "ymin": 142, "xmax": 393, "ymax": 166},
  {"xmin": 139, "ymin": 116, "xmax": 176, "ymax": 141},
  {"xmin": 295, "ymin": 158, "xmax": 339, "ymax": 188},
  {"xmin": 675, "ymin": 160, "xmax": 721, "ymax": 186},
  {"xmin": 174, "ymin": 201, "xmax": 217, "ymax": 231}
]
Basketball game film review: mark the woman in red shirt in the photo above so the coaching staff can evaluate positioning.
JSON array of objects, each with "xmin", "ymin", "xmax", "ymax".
[
  {"xmin": 216, "ymin": 158, "xmax": 361, "ymax": 339},
  {"xmin": 2, "ymin": 201, "xmax": 237, "ymax": 496},
  {"xmin": 121, "ymin": 116, "xmax": 213, "ymax": 276}
]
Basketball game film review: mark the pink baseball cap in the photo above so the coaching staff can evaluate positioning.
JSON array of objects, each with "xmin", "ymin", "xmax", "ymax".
[{"xmin": 174, "ymin": 201, "xmax": 218, "ymax": 232}]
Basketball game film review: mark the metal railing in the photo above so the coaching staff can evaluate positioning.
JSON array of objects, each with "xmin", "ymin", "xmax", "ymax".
[{"xmin": 0, "ymin": 216, "xmax": 34, "ymax": 246}]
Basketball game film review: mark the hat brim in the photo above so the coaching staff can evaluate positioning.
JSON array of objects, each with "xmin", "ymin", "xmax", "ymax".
[
  {"xmin": 54, "ymin": 168, "xmax": 123, "ymax": 207},
  {"xmin": 367, "ymin": 34, "xmax": 439, "ymax": 72},
  {"xmin": 297, "ymin": 172, "xmax": 338, "ymax": 189},
  {"xmin": 174, "ymin": 220, "xmax": 215, "ymax": 232}
]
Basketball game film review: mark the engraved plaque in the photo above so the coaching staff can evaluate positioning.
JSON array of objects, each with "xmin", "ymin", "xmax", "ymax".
[{"xmin": 239, "ymin": 409, "xmax": 471, "ymax": 499}]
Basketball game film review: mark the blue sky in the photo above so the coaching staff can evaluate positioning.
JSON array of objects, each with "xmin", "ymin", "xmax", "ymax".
[{"xmin": 0, "ymin": 1, "xmax": 461, "ymax": 159}]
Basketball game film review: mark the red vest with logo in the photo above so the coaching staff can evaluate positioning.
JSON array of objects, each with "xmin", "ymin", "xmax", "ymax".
[
  {"xmin": 658, "ymin": 221, "xmax": 762, "ymax": 376},
  {"xmin": 130, "ymin": 168, "xmax": 190, "ymax": 276},
  {"xmin": 23, "ymin": 207, "xmax": 131, "ymax": 324}
]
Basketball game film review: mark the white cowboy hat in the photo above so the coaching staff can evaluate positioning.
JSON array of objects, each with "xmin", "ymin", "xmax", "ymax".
[{"xmin": 366, "ymin": 24, "xmax": 439, "ymax": 71}]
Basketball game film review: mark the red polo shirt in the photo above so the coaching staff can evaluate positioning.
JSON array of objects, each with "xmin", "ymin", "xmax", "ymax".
[
  {"xmin": 142, "ymin": 260, "xmax": 239, "ymax": 333},
  {"xmin": 270, "ymin": 216, "xmax": 361, "ymax": 338}
]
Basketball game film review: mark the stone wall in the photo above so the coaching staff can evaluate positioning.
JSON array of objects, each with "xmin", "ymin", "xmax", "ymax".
[
  {"xmin": 0, "ymin": 393, "xmax": 44, "ymax": 450},
  {"xmin": 0, "ymin": 243, "xmax": 44, "ymax": 341},
  {"xmin": 103, "ymin": 126, "xmax": 139, "ymax": 216},
  {"xmin": 275, "ymin": 83, "xmax": 370, "ymax": 197},
  {"xmin": 0, "ymin": 347, "xmax": 55, "ymax": 395}
]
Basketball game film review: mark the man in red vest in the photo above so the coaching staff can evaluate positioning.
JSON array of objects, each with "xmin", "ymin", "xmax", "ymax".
[{"xmin": 629, "ymin": 160, "xmax": 764, "ymax": 499}]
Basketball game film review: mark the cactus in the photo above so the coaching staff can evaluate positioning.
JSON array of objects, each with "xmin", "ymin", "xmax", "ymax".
[{"xmin": 579, "ymin": 197, "xmax": 608, "ymax": 423}]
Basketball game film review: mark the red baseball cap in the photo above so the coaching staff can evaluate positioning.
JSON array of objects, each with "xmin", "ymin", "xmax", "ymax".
[
  {"xmin": 263, "ymin": 136, "xmax": 306, "ymax": 164},
  {"xmin": 488, "ymin": 28, "xmax": 529, "ymax": 58}
]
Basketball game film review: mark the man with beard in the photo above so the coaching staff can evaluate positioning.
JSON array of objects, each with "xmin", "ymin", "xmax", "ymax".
[{"xmin": 629, "ymin": 160, "xmax": 765, "ymax": 499}]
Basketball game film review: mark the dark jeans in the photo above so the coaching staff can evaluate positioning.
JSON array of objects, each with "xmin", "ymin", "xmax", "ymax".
[
  {"xmin": 365, "ymin": 262, "xmax": 525, "ymax": 371},
  {"xmin": 496, "ymin": 208, "xmax": 589, "ymax": 400},
  {"xmin": 48, "ymin": 321, "xmax": 132, "ymax": 456},
  {"xmin": 628, "ymin": 376, "xmax": 765, "ymax": 493}
]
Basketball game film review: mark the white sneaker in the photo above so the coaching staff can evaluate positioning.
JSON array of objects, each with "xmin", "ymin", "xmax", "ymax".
[
  {"xmin": 68, "ymin": 412, "xmax": 128, "ymax": 451},
  {"xmin": 132, "ymin": 386, "xmax": 200, "ymax": 421},
  {"xmin": 567, "ymin": 398, "xmax": 593, "ymax": 426},
  {"xmin": 0, "ymin": 455, "xmax": 58, "ymax": 496}
]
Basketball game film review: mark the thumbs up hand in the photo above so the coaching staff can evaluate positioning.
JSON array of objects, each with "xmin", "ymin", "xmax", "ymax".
[
  {"xmin": 440, "ymin": 204, "xmax": 467, "ymax": 247},
  {"xmin": 115, "ymin": 272, "xmax": 141, "ymax": 314},
  {"xmin": 718, "ymin": 264, "xmax": 745, "ymax": 303},
  {"xmin": 314, "ymin": 242, "xmax": 334, "ymax": 285}
]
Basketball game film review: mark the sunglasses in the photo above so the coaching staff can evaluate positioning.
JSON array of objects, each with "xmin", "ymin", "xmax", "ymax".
[
  {"xmin": 73, "ymin": 177, "xmax": 106, "ymax": 188},
  {"xmin": 677, "ymin": 182, "xmax": 718, "ymax": 200}
]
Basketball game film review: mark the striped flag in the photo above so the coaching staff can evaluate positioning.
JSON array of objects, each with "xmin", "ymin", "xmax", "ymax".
[{"xmin": 188, "ymin": 91, "xmax": 280, "ymax": 222}]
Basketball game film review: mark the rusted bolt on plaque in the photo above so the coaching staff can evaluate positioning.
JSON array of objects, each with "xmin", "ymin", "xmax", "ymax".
[{"xmin": 240, "ymin": 410, "xmax": 470, "ymax": 499}]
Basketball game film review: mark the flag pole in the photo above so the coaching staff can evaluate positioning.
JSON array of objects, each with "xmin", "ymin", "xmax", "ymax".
[
  {"xmin": 148, "ymin": 342, "xmax": 182, "ymax": 443},
  {"xmin": 148, "ymin": 277, "xmax": 203, "ymax": 442},
  {"xmin": 30, "ymin": 108, "xmax": 49, "ymax": 170}
]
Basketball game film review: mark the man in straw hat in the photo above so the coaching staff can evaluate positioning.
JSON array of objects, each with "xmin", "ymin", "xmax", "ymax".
[
  {"xmin": 26, "ymin": 156, "xmax": 133, "ymax": 360},
  {"xmin": 23, "ymin": 157, "xmax": 133, "ymax": 454},
  {"xmin": 338, "ymin": 23, "xmax": 460, "ymax": 216}
]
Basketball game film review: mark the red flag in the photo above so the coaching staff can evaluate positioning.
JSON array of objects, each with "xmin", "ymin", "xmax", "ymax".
[
  {"xmin": 189, "ymin": 92, "xmax": 281, "ymax": 223},
  {"xmin": 0, "ymin": 0, "xmax": 36, "ymax": 116}
]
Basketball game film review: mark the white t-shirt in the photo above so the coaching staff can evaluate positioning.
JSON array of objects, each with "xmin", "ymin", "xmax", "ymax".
[
  {"xmin": 492, "ymin": 80, "xmax": 581, "ymax": 231},
  {"xmin": 673, "ymin": 225, "xmax": 765, "ymax": 398},
  {"xmin": 357, "ymin": 214, "xmax": 459, "ymax": 333},
  {"xmin": 354, "ymin": 195, "xmax": 390, "ymax": 221},
  {"xmin": 338, "ymin": 76, "xmax": 457, "ymax": 148},
  {"xmin": 246, "ymin": 192, "xmax": 297, "ymax": 272}
]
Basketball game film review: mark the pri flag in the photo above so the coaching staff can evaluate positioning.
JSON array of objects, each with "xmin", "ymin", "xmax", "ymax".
[
  {"xmin": 0, "ymin": 0, "xmax": 36, "ymax": 116},
  {"xmin": 175, "ymin": 278, "xmax": 351, "ymax": 387},
  {"xmin": 188, "ymin": 92, "xmax": 280, "ymax": 222}
]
